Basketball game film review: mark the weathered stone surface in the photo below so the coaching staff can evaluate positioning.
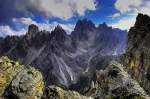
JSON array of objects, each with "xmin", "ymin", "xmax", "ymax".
[
  {"xmin": 0, "ymin": 56, "xmax": 24, "ymax": 97},
  {"xmin": 0, "ymin": 56, "xmax": 90, "ymax": 99},
  {"xmin": 43, "ymin": 85, "xmax": 93, "ymax": 99},
  {"xmin": 28, "ymin": 24, "xmax": 39, "ymax": 38},
  {"xmin": 0, "ymin": 56, "xmax": 44, "ymax": 99},
  {"xmin": 5, "ymin": 67, "xmax": 44, "ymax": 99},
  {"xmin": 122, "ymin": 13, "xmax": 150, "ymax": 95},
  {"xmin": 85, "ymin": 61, "xmax": 149, "ymax": 99}
]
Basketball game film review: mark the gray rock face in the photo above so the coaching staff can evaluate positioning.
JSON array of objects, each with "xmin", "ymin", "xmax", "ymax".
[
  {"xmin": 43, "ymin": 85, "xmax": 93, "ymax": 99},
  {"xmin": 0, "ymin": 20, "xmax": 127, "ymax": 88},
  {"xmin": 0, "ymin": 56, "xmax": 44, "ymax": 99},
  {"xmin": 0, "ymin": 56, "xmax": 24, "ymax": 98},
  {"xmin": 0, "ymin": 56, "xmax": 91, "ymax": 99},
  {"xmin": 122, "ymin": 13, "xmax": 150, "ymax": 95},
  {"xmin": 7, "ymin": 67, "xmax": 44, "ymax": 99},
  {"xmin": 85, "ymin": 61, "xmax": 149, "ymax": 99}
]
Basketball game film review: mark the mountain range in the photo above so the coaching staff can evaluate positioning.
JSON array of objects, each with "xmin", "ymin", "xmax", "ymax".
[{"xmin": 0, "ymin": 19, "xmax": 127, "ymax": 88}]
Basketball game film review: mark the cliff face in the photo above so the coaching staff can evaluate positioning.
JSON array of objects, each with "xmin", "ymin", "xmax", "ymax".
[
  {"xmin": 122, "ymin": 13, "xmax": 150, "ymax": 94},
  {"xmin": 83, "ymin": 61, "xmax": 148, "ymax": 99}
]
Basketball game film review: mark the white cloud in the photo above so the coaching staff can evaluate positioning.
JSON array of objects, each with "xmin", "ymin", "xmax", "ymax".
[
  {"xmin": 15, "ymin": 0, "xmax": 97, "ymax": 20},
  {"xmin": 111, "ymin": 0, "xmax": 150, "ymax": 30},
  {"xmin": 51, "ymin": 22, "xmax": 75, "ymax": 34},
  {"xmin": 13, "ymin": 17, "xmax": 74, "ymax": 33},
  {"xmin": 0, "ymin": 17, "xmax": 75, "ymax": 37},
  {"xmin": 13, "ymin": 17, "xmax": 55, "ymax": 31},
  {"xmin": 138, "ymin": 1, "xmax": 150, "ymax": 15},
  {"xmin": 12, "ymin": 17, "xmax": 37, "ymax": 26},
  {"xmin": 110, "ymin": 16, "xmax": 136, "ymax": 30},
  {"xmin": 0, "ymin": 25, "xmax": 26, "ymax": 37},
  {"xmin": 115, "ymin": 0, "xmax": 142, "ymax": 14},
  {"xmin": 108, "ymin": 13, "xmax": 121, "ymax": 18},
  {"xmin": 114, "ymin": 0, "xmax": 150, "ymax": 15}
]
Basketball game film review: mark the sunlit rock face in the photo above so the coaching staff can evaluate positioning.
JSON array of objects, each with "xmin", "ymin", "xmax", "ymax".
[
  {"xmin": 1, "ymin": 56, "xmax": 148, "ymax": 99},
  {"xmin": 0, "ymin": 56, "xmax": 44, "ymax": 99},
  {"xmin": 122, "ymin": 13, "xmax": 150, "ymax": 95},
  {"xmin": 85, "ymin": 61, "xmax": 149, "ymax": 99},
  {"xmin": 0, "ymin": 19, "xmax": 127, "ymax": 88},
  {"xmin": 43, "ymin": 85, "xmax": 93, "ymax": 99}
]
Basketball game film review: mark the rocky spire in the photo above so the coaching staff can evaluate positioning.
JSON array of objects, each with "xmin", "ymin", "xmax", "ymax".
[
  {"xmin": 135, "ymin": 13, "xmax": 150, "ymax": 28},
  {"xmin": 74, "ymin": 19, "xmax": 95, "ymax": 31},
  {"xmin": 27, "ymin": 24, "xmax": 39, "ymax": 36},
  {"xmin": 55, "ymin": 25, "xmax": 64, "ymax": 30},
  {"xmin": 98, "ymin": 22, "xmax": 107, "ymax": 28},
  {"xmin": 123, "ymin": 13, "xmax": 150, "ymax": 95},
  {"xmin": 50, "ymin": 25, "xmax": 68, "ymax": 42},
  {"xmin": 98, "ymin": 22, "xmax": 112, "ymax": 30}
]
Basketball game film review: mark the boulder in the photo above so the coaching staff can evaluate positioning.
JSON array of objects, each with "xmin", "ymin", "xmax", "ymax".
[
  {"xmin": 0, "ymin": 56, "xmax": 24, "ymax": 97},
  {"xmin": 86, "ymin": 61, "xmax": 149, "ymax": 99},
  {"xmin": 5, "ymin": 67, "xmax": 44, "ymax": 99},
  {"xmin": 43, "ymin": 85, "xmax": 93, "ymax": 99}
]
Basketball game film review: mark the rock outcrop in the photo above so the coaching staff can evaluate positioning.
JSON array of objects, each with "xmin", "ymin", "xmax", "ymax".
[
  {"xmin": 5, "ymin": 67, "xmax": 44, "ymax": 99},
  {"xmin": 122, "ymin": 13, "xmax": 150, "ymax": 95},
  {"xmin": 0, "ymin": 56, "xmax": 23, "ymax": 97},
  {"xmin": 85, "ymin": 61, "xmax": 149, "ymax": 99},
  {"xmin": 43, "ymin": 85, "xmax": 93, "ymax": 99},
  {"xmin": 0, "ymin": 56, "xmax": 44, "ymax": 99},
  {"xmin": 0, "ymin": 56, "xmax": 94, "ymax": 99}
]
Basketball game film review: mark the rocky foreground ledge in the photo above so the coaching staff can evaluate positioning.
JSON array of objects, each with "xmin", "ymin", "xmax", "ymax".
[
  {"xmin": 0, "ymin": 56, "xmax": 149, "ymax": 99},
  {"xmin": 86, "ymin": 61, "xmax": 149, "ymax": 99},
  {"xmin": 0, "ymin": 56, "xmax": 92, "ymax": 99},
  {"xmin": 0, "ymin": 56, "xmax": 44, "ymax": 99}
]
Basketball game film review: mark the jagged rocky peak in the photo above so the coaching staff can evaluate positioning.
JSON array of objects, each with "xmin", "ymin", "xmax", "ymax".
[
  {"xmin": 97, "ymin": 22, "xmax": 113, "ymax": 32},
  {"xmin": 71, "ymin": 19, "xmax": 96, "ymax": 41},
  {"xmin": 98, "ymin": 22, "xmax": 107, "ymax": 27},
  {"xmin": 98, "ymin": 22, "xmax": 110, "ymax": 29},
  {"xmin": 53, "ymin": 25, "xmax": 66, "ymax": 34},
  {"xmin": 135, "ymin": 13, "xmax": 150, "ymax": 27},
  {"xmin": 28, "ymin": 24, "xmax": 39, "ymax": 33},
  {"xmin": 28, "ymin": 24, "xmax": 39, "ymax": 35},
  {"xmin": 74, "ymin": 19, "xmax": 95, "ymax": 31},
  {"xmin": 50, "ymin": 25, "xmax": 68, "ymax": 41}
]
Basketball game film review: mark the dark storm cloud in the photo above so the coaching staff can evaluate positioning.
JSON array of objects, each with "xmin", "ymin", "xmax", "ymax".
[
  {"xmin": 0, "ymin": 0, "xmax": 96, "ymax": 24},
  {"xmin": 0, "ymin": 0, "xmax": 23, "ymax": 23},
  {"xmin": 0, "ymin": 0, "xmax": 17, "ymax": 24},
  {"xmin": 0, "ymin": 0, "xmax": 35, "ymax": 24}
]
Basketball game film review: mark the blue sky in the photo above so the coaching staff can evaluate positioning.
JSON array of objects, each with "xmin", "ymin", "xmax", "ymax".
[{"xmin": 0, "ymin": 0, "xmax": 149, "ymax": 37}]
